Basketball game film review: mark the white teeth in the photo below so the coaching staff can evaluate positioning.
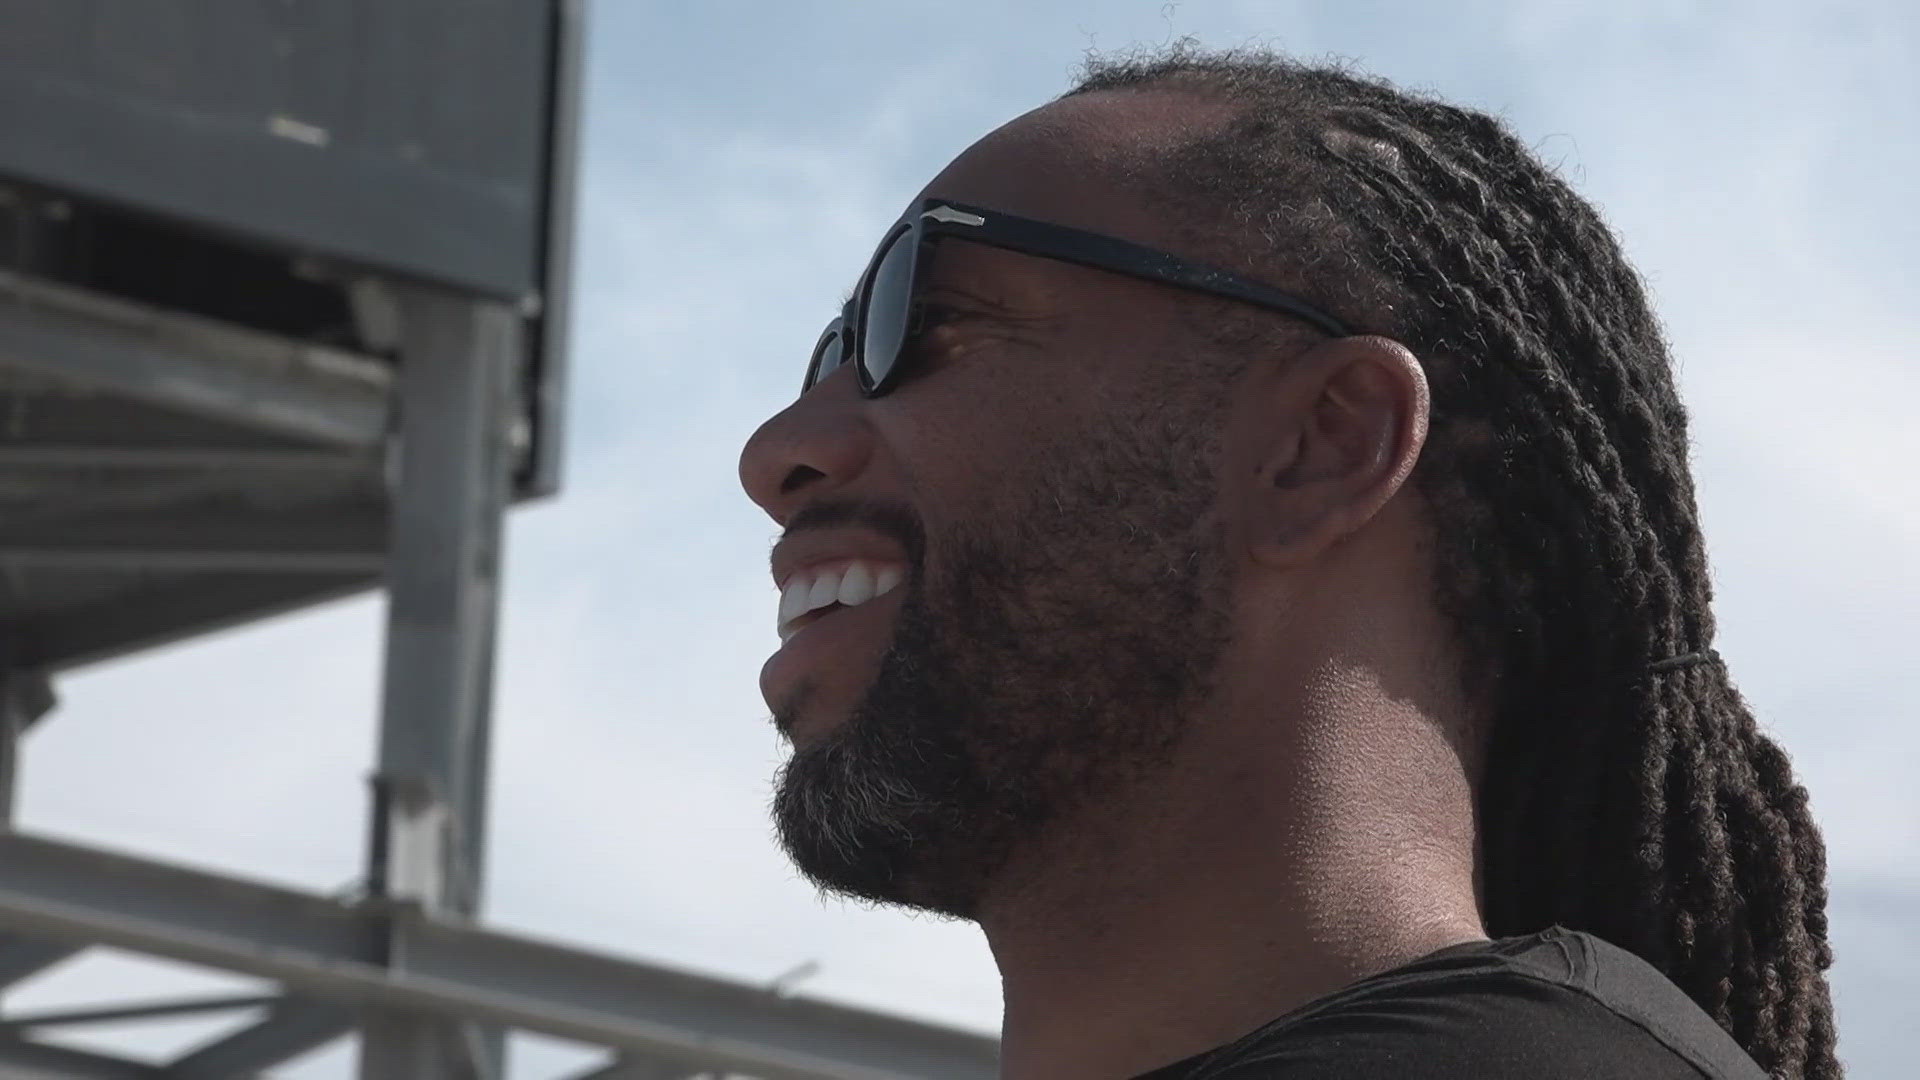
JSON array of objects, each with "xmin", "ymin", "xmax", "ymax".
[
  {"xmin": 837, "ymin": 563, "xmax": 876, "ymax": 607},
  {"xmin": 779, "ymin": 572, "xmax": 810, "ymax": 622},
  {"xmin": 776, "ymin": 560, "xmax": 908, "ymax": 641},
  {"xmin": 806, "ymin": 571, "xmax": 842, "ymax": 612}
]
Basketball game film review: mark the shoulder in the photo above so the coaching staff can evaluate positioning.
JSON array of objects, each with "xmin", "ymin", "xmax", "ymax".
[{"xmin": 1184, "ymin": 928, "xmax": 1767, "ymax": 1080}]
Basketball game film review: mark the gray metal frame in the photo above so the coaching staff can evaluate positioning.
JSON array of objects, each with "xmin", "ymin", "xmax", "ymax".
[
  {"xmin": 0, "ymin": 832, "xmax": 1000, "ymax": 1079},
  {"xmin": 0, "ymin": 269, "xmax": 393, "ymax": 451},
  {"xmin": 0, "ymin": 275, "xmax": 1003, "ymax": 1078},
  {"xmin": 360, "ymin": 283, "xmax": 519, "ymax": 1079},
  {"xmin": 525, "ymin": 0, "xmax": 585, "ymax": 500},
  {"xmin": 0, "ymin": 2, "xmax": 1001, "ymax": 1074}
]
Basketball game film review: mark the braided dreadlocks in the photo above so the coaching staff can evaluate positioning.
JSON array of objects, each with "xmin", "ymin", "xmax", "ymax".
[{"xmin": 1062, "ymin": 46, "xmax": 1839, "ymax": 1079}]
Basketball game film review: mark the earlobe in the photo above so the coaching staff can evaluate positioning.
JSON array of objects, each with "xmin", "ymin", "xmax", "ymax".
[{"xmin": 1234, "ymin": 335, "xmax": 1429, "ymax": 568}]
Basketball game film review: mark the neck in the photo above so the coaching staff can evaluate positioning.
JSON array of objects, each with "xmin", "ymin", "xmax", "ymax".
[{"xmin": 980, "ymin": 672, "xmax": 1487, "ymax": 1080}]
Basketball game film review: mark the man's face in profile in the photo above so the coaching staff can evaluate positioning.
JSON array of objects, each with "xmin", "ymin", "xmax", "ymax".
[{"xmin": 740, "ymin": 103, "xmax": 1246, "ymax": 918}]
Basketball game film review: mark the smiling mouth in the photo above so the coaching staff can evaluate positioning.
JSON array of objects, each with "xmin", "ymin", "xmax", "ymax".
[{"xmin": 777, "ymin": 560, "xmax": 907, "ymax": 642}]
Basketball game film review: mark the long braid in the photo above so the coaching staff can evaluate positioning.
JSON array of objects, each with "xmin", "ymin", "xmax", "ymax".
[{"xmin": 1065, "ymin": 47, "xmax": 1839, "ymax": 1079}]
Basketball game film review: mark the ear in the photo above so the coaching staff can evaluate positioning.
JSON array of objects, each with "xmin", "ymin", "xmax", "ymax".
[{"xmin": 1223, "ymin": 335, "xmax": 1430, "ymax": 569}]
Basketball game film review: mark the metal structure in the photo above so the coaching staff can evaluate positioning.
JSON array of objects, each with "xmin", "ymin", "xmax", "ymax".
[{"xmin": 0, "ymin": 3, "xmax": 1000, "ymax": 1077}]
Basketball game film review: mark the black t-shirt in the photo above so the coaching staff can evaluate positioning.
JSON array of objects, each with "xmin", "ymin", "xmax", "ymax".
[{"xmin": 1134, "ymin": 927, "xmax": 1766, "ymax": 1078}]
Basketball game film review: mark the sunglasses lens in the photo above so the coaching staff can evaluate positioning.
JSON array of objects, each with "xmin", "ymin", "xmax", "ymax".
[
  {"xmin": 804, "ymin": 323, "xmax": 844, "ymax": 393},
  {"xmin": 858, "ymin": 227, "xmax": 917, "ymax": 391}
]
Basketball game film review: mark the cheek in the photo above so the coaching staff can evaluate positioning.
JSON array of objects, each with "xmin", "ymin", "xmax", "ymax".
[
  {"xmin": 916, "ymin": 406, "xmax": 1092, "ymax": 539},
  {"xmin": 887, "ymin": 377, "xmax": 1082, "ymax": 504},
  {"xmin": 879, "ymin": 330, "xmax": 1159, "ymax": 554}
]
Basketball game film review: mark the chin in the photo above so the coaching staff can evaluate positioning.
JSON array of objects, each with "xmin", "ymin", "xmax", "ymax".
[{"xmin": 772, "ymin": 739, "xmax": 990, "ymax": 919}]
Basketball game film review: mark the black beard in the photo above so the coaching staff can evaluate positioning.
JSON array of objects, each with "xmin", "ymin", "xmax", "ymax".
[{"xmin": 770, "ymin": 393, "xmax": 1234, "ymax": 919}]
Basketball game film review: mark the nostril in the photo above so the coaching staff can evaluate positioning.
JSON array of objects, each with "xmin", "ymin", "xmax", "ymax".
[{"xmin": 780, "ymin": 465, "xmax": 827, "ymax": 496}]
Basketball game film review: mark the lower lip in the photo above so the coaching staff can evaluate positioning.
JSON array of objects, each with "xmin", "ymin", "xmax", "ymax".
[{"xmin": 759, "ymin": 587, "xmax": 904, "ymax": 715}]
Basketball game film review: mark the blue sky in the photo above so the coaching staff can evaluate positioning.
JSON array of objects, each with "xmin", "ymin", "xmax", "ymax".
[{"xmin": 10, "ymin": 1, "xmax": 1916, "ymax": 1076}]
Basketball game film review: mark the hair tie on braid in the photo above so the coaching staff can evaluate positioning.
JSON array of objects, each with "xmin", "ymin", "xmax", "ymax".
[{"xmin": 1650, "ymin": 648, "xmax": 1722, "ymax": 673}]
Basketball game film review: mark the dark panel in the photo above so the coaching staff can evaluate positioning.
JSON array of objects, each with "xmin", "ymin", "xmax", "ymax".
[
  {"xmin": 0, "ymin": 934, "xmax": 77, "ymax": 988},
  {"xmin": 18, "ymin": 570, "xmax": 381, "ymax": 673},
  {"xmin": 0, "ymin": 0, "xmax": 554, "ymax": 298}
]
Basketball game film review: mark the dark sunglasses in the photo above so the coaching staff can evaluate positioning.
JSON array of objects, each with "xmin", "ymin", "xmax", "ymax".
[{"xmin": 803, "ymin": 198, "xmax": 1353, "ymax": 397}]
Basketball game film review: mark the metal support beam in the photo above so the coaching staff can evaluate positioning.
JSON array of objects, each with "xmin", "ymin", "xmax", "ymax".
[
  {"xmin": 361, "ymin": 286, "xmax": 520, "ymax": 1080},
  {"xmin": 0, "ymin": 935, "xmax": 79, "ymax": 991},
  {"xmin": 0, "ymin": 831, "xmax": 1001, "ymax": 1080},
  {"xmin": 563, "ymin": 1056, "xmax": 706, "ymax": 1080},
  {"xmin": 0, "ymin": 669, "xmax": 55, "ymax": 826},
  {"xmin": 357, "ymin": 1008, "xmax": 468, "ymax": 1080},
  {"xmin": 0, "ymin": 1036, "xmax": 164, "ymax": 1079},
  {"xmin": 0, "ymin": 671, "xmax": 72, "ymax": 1033},
  {"xmin": 22, "ymin": 571, "xmax": 378, "ymax": 677},
  {"xmin": 0, "ymin": 445, "xmax": 378, "ymax": 473},
  {"xmin": 0, "ymin": 511, "xmax": 387, "ymax": 574},
  {"xmin": 522, "ymin": 0, "xmax": 587, "ymax": 500},
  {"xmin": 0, "ymin": 671, "xmax": 59, "ymax": 739},
  {"xmin": 165, "ymin": 998, "xmax": 354, "ymax": 1078},
  {"xmin": 0, "ymin": 270, "xmax": 391, "ymax": 449},
  {"xmin": 0, "ymin": 992, "xmax": 275, "ymax": 1030},
  {"xmin": 0, "ymin": 473, "xmax": 246, "ymax": 534}
]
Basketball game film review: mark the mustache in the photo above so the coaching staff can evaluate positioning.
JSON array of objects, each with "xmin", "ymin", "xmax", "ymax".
[{"xmin": 780, "ymin": 496, "xmax": 926, "ymax": 567}]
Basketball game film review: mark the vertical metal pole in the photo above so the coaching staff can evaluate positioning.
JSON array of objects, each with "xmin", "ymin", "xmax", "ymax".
[
  {"xmin": 359, "ymin": 286, "xmax": 518, "ymax": 1080},
  {"xmin": 0, "ymin": 668, "xmax": 53, "ymax": 829},
  {"xmin": 0, "ymin": 667, "xmax": 62, "ymax": 1010},
  {"xmin": 0, "ymin": 666, "xmax": 18, "ymax": 1024},
  {"xmin": 0, "ymin": 676, "xmax": 22, "ymax": 832}
]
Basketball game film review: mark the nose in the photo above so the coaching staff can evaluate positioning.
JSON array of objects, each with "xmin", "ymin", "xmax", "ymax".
[{"xmin": 738, "ymin": 364, "xmax": 876, "ymax": 526}]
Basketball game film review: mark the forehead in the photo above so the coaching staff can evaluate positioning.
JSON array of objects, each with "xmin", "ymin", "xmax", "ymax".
[{"xmin": 912, "ymin": 89, "xmax": 1228, "ymax": 252}]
